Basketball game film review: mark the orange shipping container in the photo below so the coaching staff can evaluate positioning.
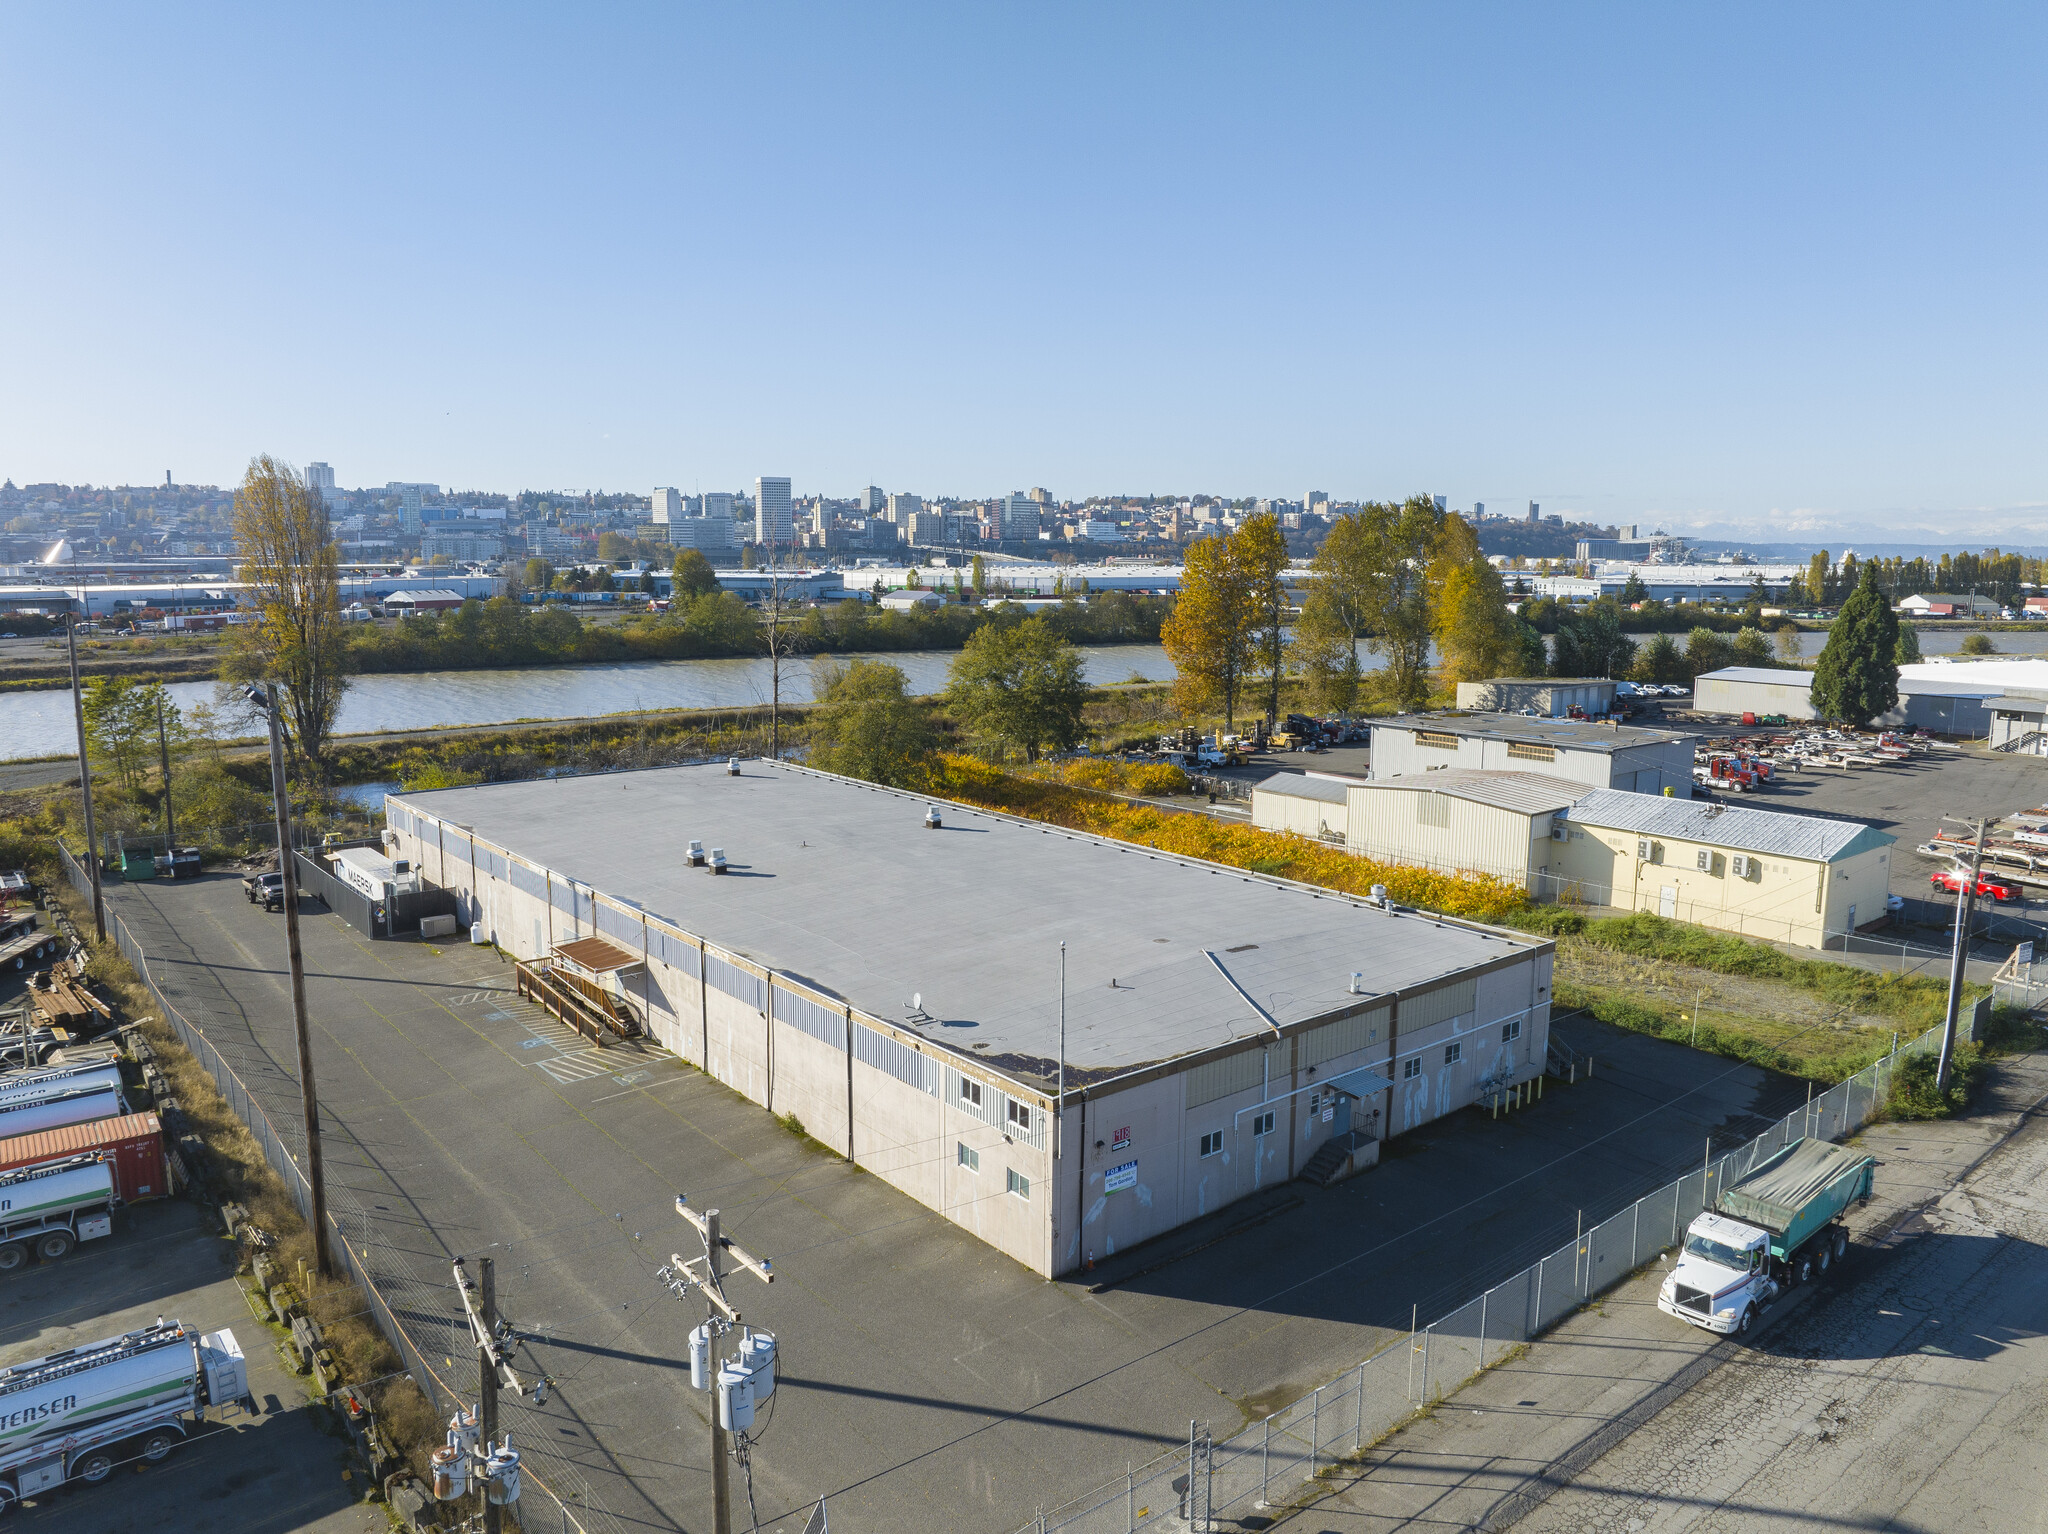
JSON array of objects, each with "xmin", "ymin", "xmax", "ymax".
[{"xmin": 0, "ymin": 1111, "xmax": 167, "ymax": 1202}]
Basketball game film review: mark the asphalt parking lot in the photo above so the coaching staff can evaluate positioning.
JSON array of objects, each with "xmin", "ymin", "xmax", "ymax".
[
  {"xmin": 0, "ymin": 1197, "xmax": 374, "ymax": 1534},
  {"xmin": 97, "ymin": 870, "xmax": 1818, "ymax": 1534}
]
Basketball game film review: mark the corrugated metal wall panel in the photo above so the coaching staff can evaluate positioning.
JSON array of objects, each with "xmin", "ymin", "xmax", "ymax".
[
  {"xmin": 1185, "ymin": 1043, "xmax": 1285, "ymax": 1108},
  {"xmin": 704, "ymin": 953, "xmax": 765, "ymax": 1011},
  {"xmin": 854, "ymin": 1023, "xmax": 938, "ymax": 1095},
  {"xmin": 594, "ymin": 900, "xmax": 641, "ymax": 947},
  {"xmin": 776, "ymin": 986, "xmax": 847, "ymax": 1051},
  {"xmin": 1300, "ymin": 1005, "xmax": 1388, "ymax": 1067},
  {"xmin": 1402, "ymin": 978, "xmax": 1477, "ymax": 1030}
]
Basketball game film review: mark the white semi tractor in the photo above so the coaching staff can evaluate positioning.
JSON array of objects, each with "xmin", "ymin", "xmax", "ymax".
[
  {"xmin": 1659, "ymin": 1138, "xmax": 1877, "ymax": 1336},
  {"xmin": 0, "ymin": 1319, "xmax": 246, "ymax": 1512}
]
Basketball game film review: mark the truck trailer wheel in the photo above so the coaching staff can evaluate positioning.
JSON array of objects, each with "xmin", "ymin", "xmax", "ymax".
[
  {"xmin": 70, "ymin": 1450, "xmax": 115, "ymax": 1484},
  {"xmin": 1817, "ymin": 1241, "xmax": 1832, "ymax": 1275},
  {"xmin": 138, "ymin": 1429, "xmax": 179, "ymax": 1462},
  {"xmin": 33, "ymin": 1231, "xmax": 73, "ymax": 1261},
  {"xmin": 0, "ymin": 1483, "xmax": 16, "ymax": 1514},
  {"xmin": 1833, "ymin": 1230, "xmax": 1849, "ymax": 1263},
  {"xmin": 0, "ymin": 1245, "xmax": 25, "ymax": 1272},
  {"xmin": 1794, "ymin": 1253, "xmax": 1814, "ymax": 1285}
]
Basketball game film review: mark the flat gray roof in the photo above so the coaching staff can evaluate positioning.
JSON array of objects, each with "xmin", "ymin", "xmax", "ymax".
[
  {"xmin": 393, "ymin": 762, "xmax": 1539, "ymax": 1086},
  {"xmin": 1374, "ymin": 713, "xmax": 1692, "ymax": 753},
  {"xmin": 1252, "ymin": 771, "xmax": 1352, "ymax": 804},
  {"xmin": 1697, "ymin": 666, "xmax": 2004, "ymax": 701}
]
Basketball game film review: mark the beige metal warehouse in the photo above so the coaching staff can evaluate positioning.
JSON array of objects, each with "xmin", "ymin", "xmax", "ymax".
[
  {"xmin": 386, "ymin": 762, "xmax": 1554, "ymax": 1278},
  {"xmin": 1253, "ymin": 768, "xmax": 1893, "ymax": 948}
]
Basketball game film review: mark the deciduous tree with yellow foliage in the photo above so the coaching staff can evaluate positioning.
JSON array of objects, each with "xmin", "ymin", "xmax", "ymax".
[{"xmin": 222, "ymin": 455, "xmax": 351, "ymax": 773}]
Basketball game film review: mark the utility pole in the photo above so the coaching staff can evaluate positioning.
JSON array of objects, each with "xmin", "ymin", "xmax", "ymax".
[
  {"xmin": 479, "ymin": 1258, "xmax": 500, "ymax": 1534},
  {"xmin": 253, "ymin": 682, "xmax": 332, "ymax": 1276},
  {"xmin": 1937, "ymin": 815, "xmax": 1987, "ymax": 1092},
  {"xmin": 450, "ymin": 1255, "xmax": 543, "ymax": 1527},
  {"xmin": 65, "ymin": 615, "xmax": 104, "ymax": 942},
  {"xmin": 665, "ymin": 1195, "xmax": 775, "ymax": 1534},
  {"xmin": 155, "ymin": 692, "xmax": 175, "ymax": 848}
]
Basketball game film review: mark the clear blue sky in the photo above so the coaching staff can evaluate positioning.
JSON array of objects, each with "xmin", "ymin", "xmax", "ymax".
[{"xmin": 3, "ymin": 5, "xmax": 2043, "ymax": 537}]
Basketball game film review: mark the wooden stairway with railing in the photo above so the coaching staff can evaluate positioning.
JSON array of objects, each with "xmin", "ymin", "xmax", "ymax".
[{"xmin": 514, "ymin": 960, "xmax": 644, "ymax": 1046}]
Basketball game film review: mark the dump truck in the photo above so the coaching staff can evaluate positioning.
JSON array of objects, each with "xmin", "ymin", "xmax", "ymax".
[
  {"xmin": 1658, "ymin": 1138, "xmax": 1875, "ymax": 1336},
  {"xmin": 0, "ymin": 1318, "xmax": 246, "ymax": 1512}
]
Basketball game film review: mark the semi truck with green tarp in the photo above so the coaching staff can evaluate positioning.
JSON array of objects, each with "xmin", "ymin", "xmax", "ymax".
[{"xmin": 1658, "ymin": 1137, "xmax": 1877, "ymax": 1336}]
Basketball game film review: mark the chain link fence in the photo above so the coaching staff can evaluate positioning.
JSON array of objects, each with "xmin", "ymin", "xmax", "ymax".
[
  {"xmin": 56, "ymin": 840, "xmax": 619, "ymax": 1534},
  {"xmin": 1014, "ymin": 1022, "xmax": 1939, "ymax": 1534}
]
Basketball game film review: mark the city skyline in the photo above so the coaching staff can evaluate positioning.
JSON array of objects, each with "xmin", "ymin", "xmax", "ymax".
[{"xmin": 4, "ymin": 8, "xmax": 2045, "ymax": 539}]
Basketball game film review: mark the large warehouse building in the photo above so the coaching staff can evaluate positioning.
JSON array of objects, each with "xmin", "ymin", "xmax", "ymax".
[
  {"xmin": 1693, "ymin": 665, "xmax": 2007, "ymax": 736},
  {"xmin": 1370, "ymin": 714, "xmax": 1696, "ymax": 797},
  {"xmin": 385, "ymin": 763, "xmax": 1555, "ymax": 1277}
]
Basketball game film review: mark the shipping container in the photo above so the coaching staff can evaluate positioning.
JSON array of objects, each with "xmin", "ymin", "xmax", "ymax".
[{"xmin": 0, "ymin": 1112, "xmax": 167, "ymax": 1203}]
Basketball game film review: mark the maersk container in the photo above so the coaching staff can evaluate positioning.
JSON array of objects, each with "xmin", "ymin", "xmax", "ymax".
[{"xmin": 1716, "ymin": 1138, "xmax": 1877, "ymax": 1261}]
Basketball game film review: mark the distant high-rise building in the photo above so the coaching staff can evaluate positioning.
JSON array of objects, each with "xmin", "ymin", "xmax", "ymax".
[
  {"xmin": 1474, "ymin": 501, "xmax": 1486, "ymax": 518},
  {"xmin": 1433, "ymin": 495, "xmax": 1447, "ymax": 513},
  {"xmin": 1616, "ymin": 524, "xmax": 1638, "ymax": 542},
  {"xmin": 652, "ymin": 487, "xmax": 686, "ymax": 523},
  {"xmin": 885, "ymin": 492, "xmax": 922, "ymax": 529},
  {"xmin": 1304, "ymin": 490, "xmax": 1327, "ymax": 517},
  {"xmin": 755, "ymin": 476, "xmax": 793, "ymax": 546},
  {"xmin": 703, "ymin": 491, "xmax": 736, "ymax": 523},
  {"xmin": 998, "ymin": 492, "xmax": 1040, "ymax": 541},
  {"xmin": 859, "ymin": 485, "xmax": 886, "ymax": 514},
  {"xmin": 307, "ymin": 462, "xmax": 335, "ymax": 491},
  {"xmin": 1027, "ymin": 487, "xmax": 1053, "ymax": 505},
  {"xmin": 1527, "ymin": 501, "xmax": 1540, "ymax": 522}
]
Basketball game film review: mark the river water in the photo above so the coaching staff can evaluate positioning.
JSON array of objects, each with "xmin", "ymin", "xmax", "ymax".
[
  {"xmin": 2, "ymin": 625, "xmax": 2034, "ymax": 762},
  {"xmin": 0, "ymin": 644, "xmax": 1183, "ymax": 761}
]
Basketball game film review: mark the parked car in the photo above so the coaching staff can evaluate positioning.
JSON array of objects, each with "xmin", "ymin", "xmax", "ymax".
[{"xmin": 1929, "ymin": 868, "xmax": 2022, "ymax": 903}]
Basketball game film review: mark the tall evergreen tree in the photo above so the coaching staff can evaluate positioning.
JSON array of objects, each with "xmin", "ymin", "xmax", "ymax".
[{"xmin": 1810, "ymin": 566, "xmax": 1900, "ymax": 726}]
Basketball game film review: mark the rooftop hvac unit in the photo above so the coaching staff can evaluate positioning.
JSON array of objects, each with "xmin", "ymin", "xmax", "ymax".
[
  {"xmin": 925, "ymin": 806, "xmax": 942, "ymax": 829},
  {"xmin": 708, "ymin": 848, "xmax": 728, "ymax": 875},
  {"xmin": 1551, "ymin": 820, "xmax": 1568, "ymax": 842},
  {"xmin": 686, "ymin": 839, "xmax": 706, "ymax": 867}
]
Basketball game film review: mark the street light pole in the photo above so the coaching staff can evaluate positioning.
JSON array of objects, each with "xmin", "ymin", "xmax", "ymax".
[
  {"xmin": 257, "ymin": 681, "xmax": 333, "ymax": 1276},
  {"xmin": 1937, "ymin": 815, "xmax": 1987, "ymax": 1094},
  {"xmin": 64, "ymin": 615, "xmax": 105, "ymax": 942}
]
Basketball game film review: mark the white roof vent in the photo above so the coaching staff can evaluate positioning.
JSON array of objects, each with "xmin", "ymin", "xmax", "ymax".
[
  {"xmin": 708, "ymin": 848, "xmax": 728, "ymax": 874},
  {"xmin": 925, "ymin": 806, "xmax": 942, "ymax": 830},
  {"xmin": 686, "ymin": 840, "xmax": 706, "ymax": 867},
  {"xmin": 727, "ymin": 757, "xmax": 741, "ymax": 777}
]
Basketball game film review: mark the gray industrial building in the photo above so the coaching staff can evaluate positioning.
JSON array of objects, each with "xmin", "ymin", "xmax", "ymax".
[
  {"xmin": 1693, "ymin": 667, "xmax": 2004, "ymax": 735},
  {"xmin": 1453, "ymin": 677, "xmax": 1619, "ymax": 717},
  {"xmin": 384, "ymin": 762, "xmax": 1555, "ymax": 1277},
  {"xmin": 1370, "ymin": 715, "xmax": 1696, "ymax": 798}
]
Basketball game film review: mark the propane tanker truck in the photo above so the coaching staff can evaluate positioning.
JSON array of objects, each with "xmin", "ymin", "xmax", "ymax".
[
  {"xmin": 0, "ymin": 1153, "xmax": 124, "ymax": 1271},
  {"xmin": 0, "ymin": 1319, "xmax": 245, "ymax": 1512},
  {"xmin": 1659, "ymin": 1138, "xmax": 1876, "ymax": 1336}
]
